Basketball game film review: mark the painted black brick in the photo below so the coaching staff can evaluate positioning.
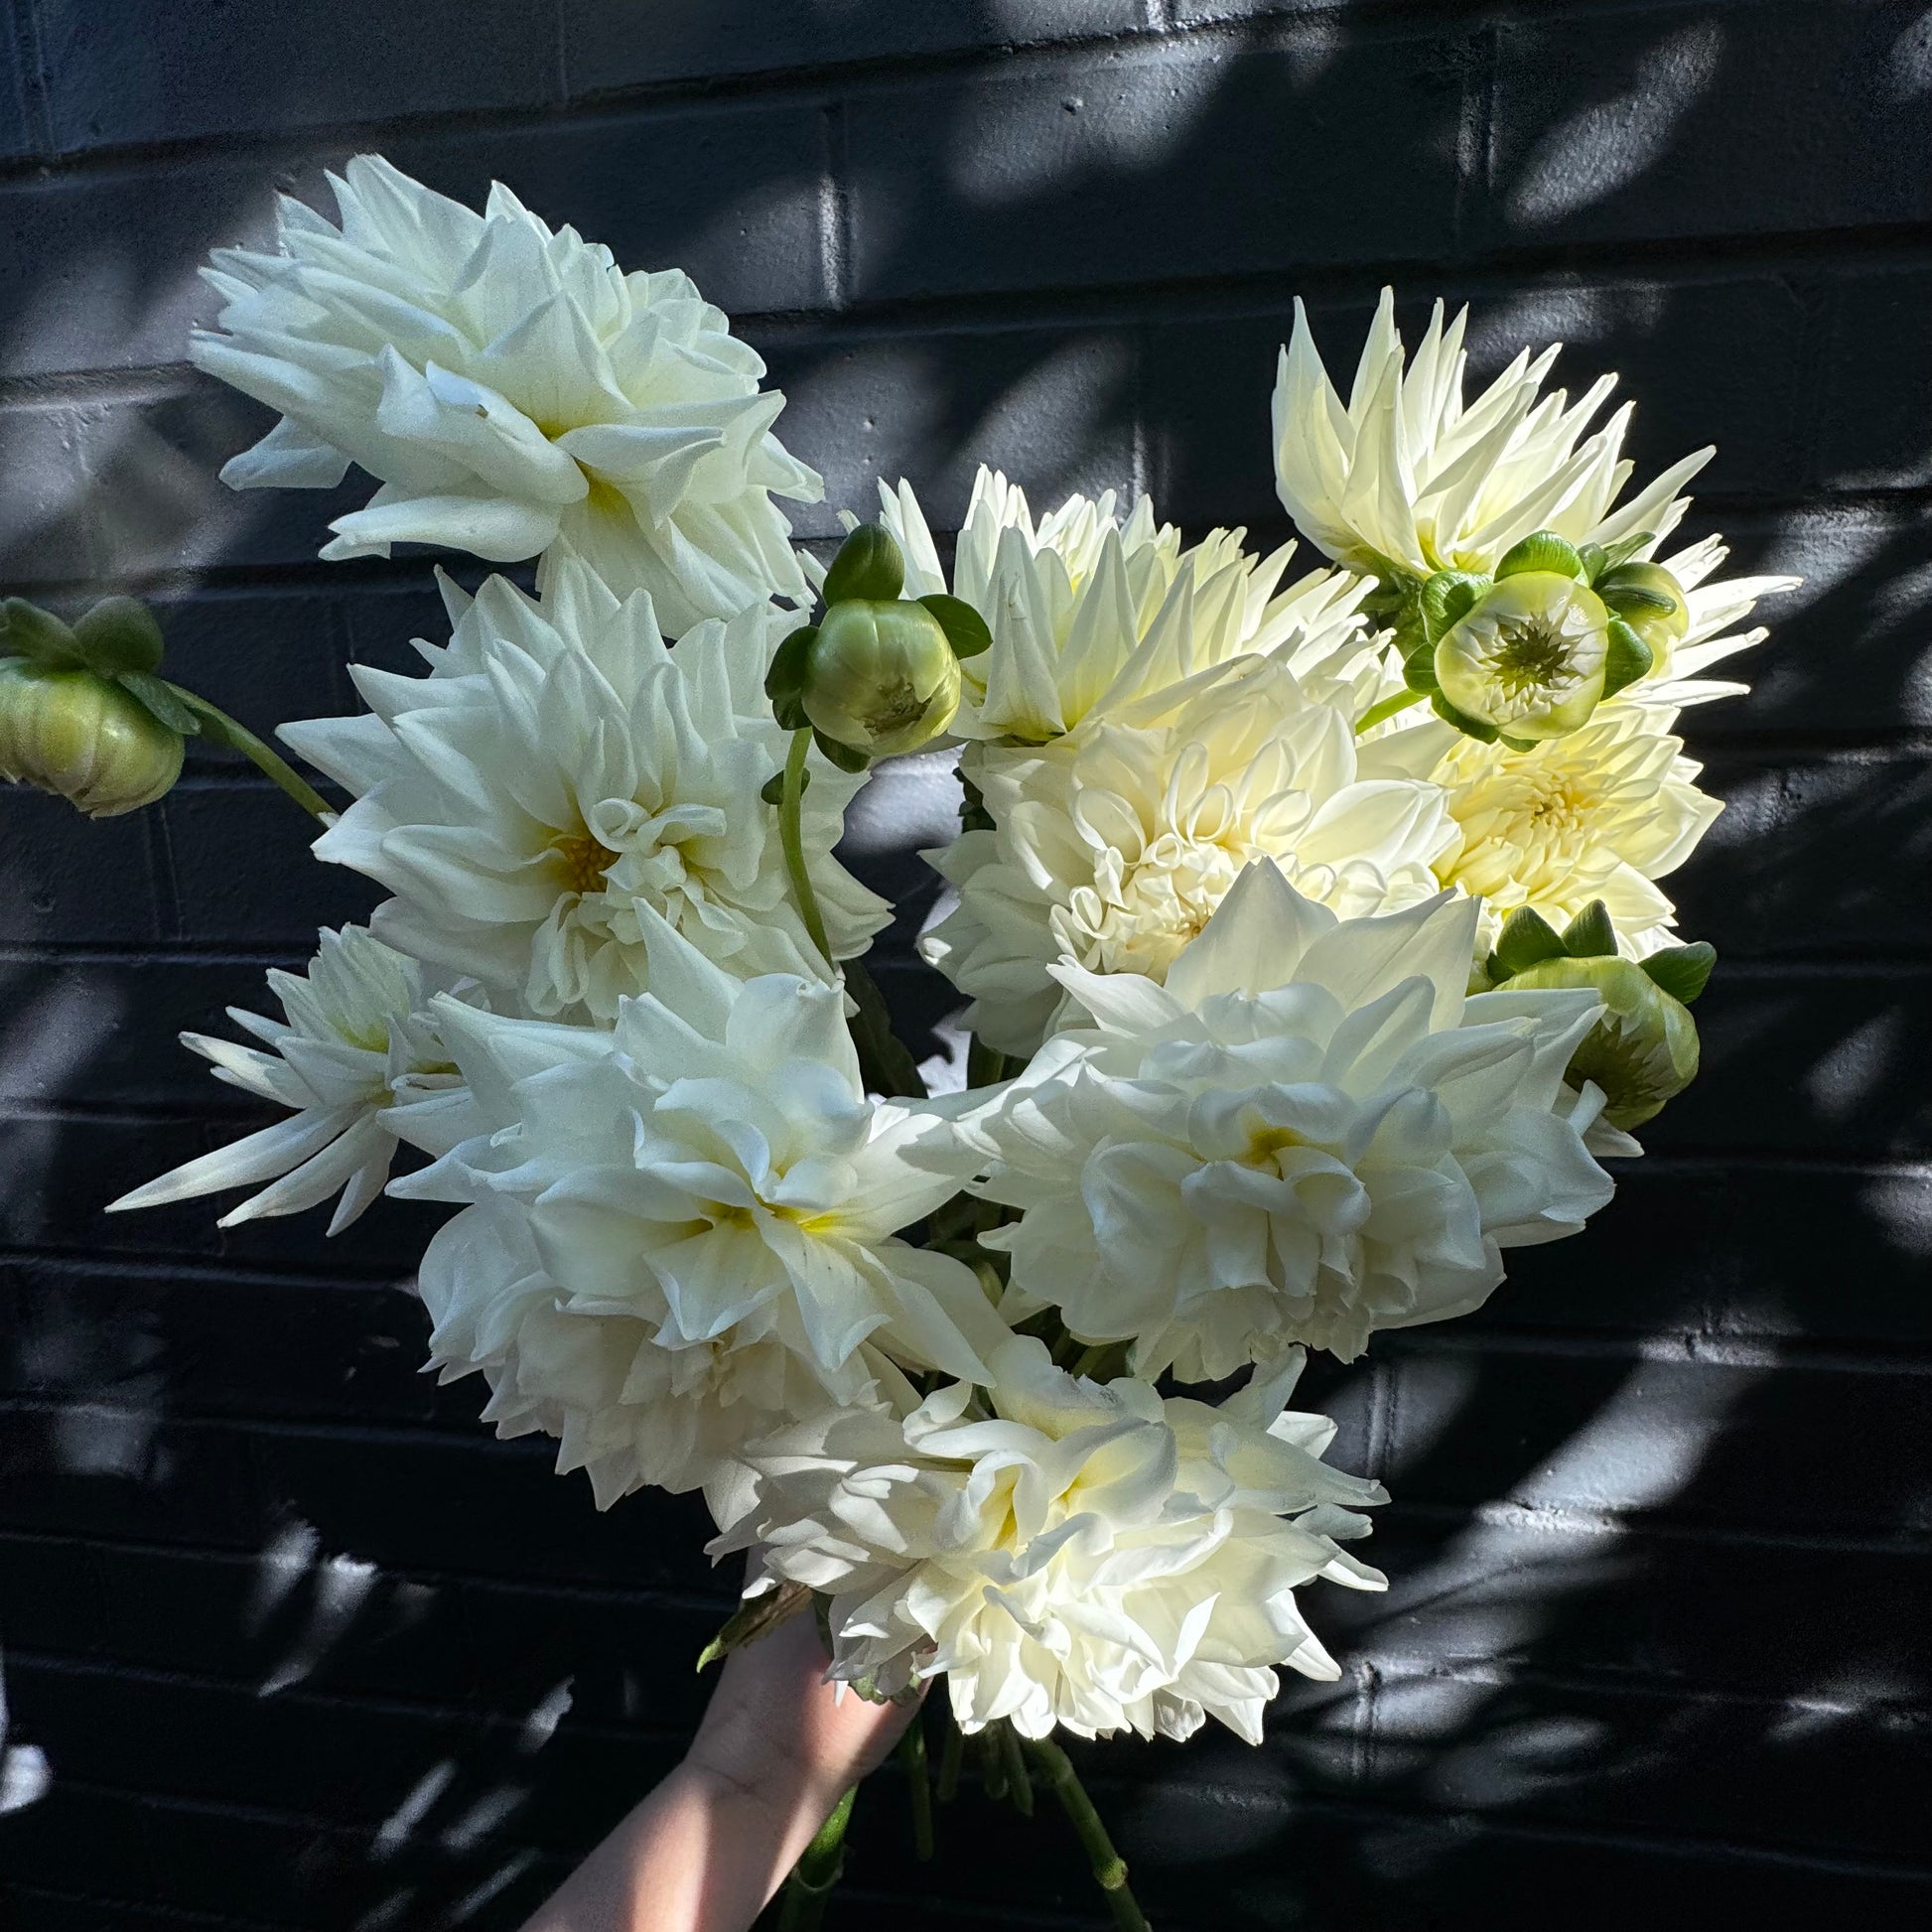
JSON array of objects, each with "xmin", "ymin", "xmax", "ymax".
[{"xmin": 1, "ymin": 3, "xmax": 1930, "ymax": 1928}]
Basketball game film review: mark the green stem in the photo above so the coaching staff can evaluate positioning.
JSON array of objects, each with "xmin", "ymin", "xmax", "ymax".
[
  {"xmin": 966, "ymin": 1035, "xmax": 1011, "ymax": 1089},
  {"xmin": 997, "ymin": 1722, "xmax": 1033, "ymax": 1818},
  {"xmin": 1024, "ymin": 1736, "xmax": 1151, "ymax": 1932},
  {"xmin": 171, "ymin": 686, "xmax": 333, "ymax": 820},
  {"xmin": 777, "ymin": 1785, "xmax": 857, "ymax": 1932},
  {"xmin": 898, "ymin": 1712, "xmax": 933, "ymax": 1860},
  {"xmin": 977, "ymin": 1726, "xmax": 1009, "ymax": 1804},
  {"xmin": 1353, "ymin": 687, "xmax": 1428, "ymax": 737},
  {"xmin": 937, "ymin": 1710, "xmax": 964, "ymax": 1804},
  {"xmin": 778, "ymin": 727, "xmax": 834, "ymax": 965}
]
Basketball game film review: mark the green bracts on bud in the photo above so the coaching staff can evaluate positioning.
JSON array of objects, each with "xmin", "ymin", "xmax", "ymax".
[
  {"xmin": 1494, "ymin": 530, "xmax": 1586, "ymax": 582},
  {"xmin": 1505, "ymin": 953, "xmax": 1701, "ymax": 1130},
  {"xmin": 823, "ymin": 522, "xmax": 906, "ymax": 606},
  {"xmin": 1596, "ymin": 559, "xmax": 1690, "ymax": 674},
  {"xmin": 1561, "ymin": 898, "xmax": 1618, "ymax": 959},
  {"xmin": 1491, "ymin": 905, "xmax": 1568, "ymax": 978},
  {"xmin": 803, "ymin": 601, "xmax": 961, "ymax": 759},
  {"xmin": 1601, "ymin": 618, "xmax": 1655, "ymax": 699},
  {"xmin": 0, "ymin": 660, "xmax": 184, "ymax": 817},
  {"xmin": 1434, "ymin": 570, "xmax": 1610, "ymax": 744},
  {"xmin": 1641, "ymin": 940, "xmax": 1717, "ymax": 1006}
]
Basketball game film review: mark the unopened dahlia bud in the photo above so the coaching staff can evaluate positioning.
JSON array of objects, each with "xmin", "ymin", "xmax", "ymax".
[
  {"xmin": 0, "ymin": 660, "xmax": 185, "ymax": 817},
  {"xmin": 1505, "ymin": 953, "xmax": 1701, "ymax": 1130},
  {"xmin": 803, "ymin": 599, "xmax": 962, "ymax": 758},
  {"xmin": 1595, "ymin": 559, "xmax": 1690, "ymax": 665},
  {"xmin": 1434, "ymin": 570, "xmax": 1610, "ymax": 744}
]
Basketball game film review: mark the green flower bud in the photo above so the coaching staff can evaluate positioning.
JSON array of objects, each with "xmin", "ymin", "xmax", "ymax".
[
  {"xmin": 802, "ymin": 600, "xmax": 961, "ymax": 759},
  {"xmin": 1595, "ymin": 560, "xmax": 1690, "ymax": 666},
  {"xmin": 1494, "ymin": 530, "xmax": 1586, "ymax": 582},
  {"xmin": 1505, "ymin": 953, "xmax": 1701, "ymax": 1130},
  {"xmin": 1434, "ymin": 570, "xmax": 1610, "ymax": 743},
  {"xmin": 0, "ymin": 660, "xmax": 185, "ymax": 817}
]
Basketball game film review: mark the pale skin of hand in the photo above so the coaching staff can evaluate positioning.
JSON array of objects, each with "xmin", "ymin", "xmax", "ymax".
[{"xmin": 517, "ymin": 1608, "xmax": 920, "ymax": 1932}]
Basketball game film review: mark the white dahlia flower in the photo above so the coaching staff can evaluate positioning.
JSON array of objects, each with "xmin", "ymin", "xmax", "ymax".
[
  {"xmin": 877, "ymin": 467, "xmax": 1380, "ymax": 741},
  {"xmin": 714, "ymin": 1335, "xmax": 1386, "ymax": 1742},
  {"xmin": 385, "ymin": 909, "xmax": 1011, "ymax": 1511},
  {"xmin": 971, "ymin": 863, "xmax": 1616, "ymax": 1373},
  {"xmin": 193, "ymin": 154, "xmax": 821, "ymax": 632},
  {"xmin": 107, "ymin": 925, "xmax": 462, "ymax": 1234},
  {"xmin": 1432, "ymin": 700, "xmax": 1722, "ymax": 957},
  {"xmin": 923, "ymin": 656, "xmax": 1455, "ymax": 1054},
  {"xmin": 1272, "ymin": 288, "xmax": 1712, "ymax": 580},
  {"xmin": 281, "ymin": 556, "xmax": 889, "ymax": 1023}
]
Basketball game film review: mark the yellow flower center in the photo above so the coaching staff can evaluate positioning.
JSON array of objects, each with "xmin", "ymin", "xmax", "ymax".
[
  {"xmin": 551, "ymin": 827, "xmax": 620, "ymax": 897},
  {"xmin": 1490, "ymin": 617, "xmax": 1576, "ymax": 696}
]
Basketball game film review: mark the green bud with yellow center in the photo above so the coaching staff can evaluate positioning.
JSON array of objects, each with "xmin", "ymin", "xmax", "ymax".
[
  {"xmin": 1434, "ymin": 569, "xmax": 1610, "ymax": 744},
  {"xmin": 0, "ymin": 658, "xmax": 185, "ymax": 817},
  {"xmin": 1505, "ymin": 952, "xmax": 1702, "ymax": 1130}
]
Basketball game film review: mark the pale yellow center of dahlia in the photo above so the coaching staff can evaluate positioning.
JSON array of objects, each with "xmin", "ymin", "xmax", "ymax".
[{"xmin": 551, "ymin": 827, "xmax": 621, "ymax": 897}]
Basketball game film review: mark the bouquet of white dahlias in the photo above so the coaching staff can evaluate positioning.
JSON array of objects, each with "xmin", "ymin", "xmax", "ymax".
[{"xmin": 0, "ymin": 157, "xmax": 1797, "ymax": 1925}]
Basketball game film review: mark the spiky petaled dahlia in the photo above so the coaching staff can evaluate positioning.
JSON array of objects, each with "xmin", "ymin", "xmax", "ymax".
[
  {"xmin": 712, "ymin": 1335, "xmax": 1386, "ymax": 1742},
  {"xmin": 877, "ymin": 467, "xmax": 1381, "ymax": 741},
  {"xmin": 385, "ymin": 909, "xmax": 1011, "ymax": 1515},
  {"xmin": 1432, "ymin": 699, "xmax": 1722, "ymax": 959},
  {"xmin": 193, "ymin": 155, "xmax": 821, "ymax": 633},
  {"xmin": 922, "ymin": 655, "xmax": 1455, "ymax": 1054},
  {"xmin": 1272, "ymin": 288, "xmax": 1714, "ymax": 582},
  {"xmin": 280, "ymin": 556, "xmax": 889, "ymax": 1024},
  {"xmin": 968, "ymin": 864, "xmax": 1616, "ymax": 1374},
  {"xmin": 107, "ymin": 925, "xmax": 464, "ymax": 1234}
]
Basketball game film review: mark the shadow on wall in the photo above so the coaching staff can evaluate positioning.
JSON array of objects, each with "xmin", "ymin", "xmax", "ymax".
[{"xmin": 2, "ymin": 1, "xmax": 1930, "ymax": 1924}]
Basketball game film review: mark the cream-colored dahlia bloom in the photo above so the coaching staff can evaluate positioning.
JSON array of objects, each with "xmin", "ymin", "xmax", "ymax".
[
  {"xmin": 923, "ymin": 656, "xmax": 1455, "ymax": 1053},
  {"xmin": 878, "ymin": 468, "xmax": 1380, "ymax": 740},
  {"xmin": 1433, "ymin": 698, "xmax": 1722, "ymax": 957},
  {"xmin": 713, "ymin": 1335, "xmax": 1386, "ymax": 1742},
  {"xmin": 194, "ymin": 155, "xmax": 821, "ymax": 632},
  {"xmin": 385, "ymin": 911, "xmax": 1010, "ymax": 1512},
  {"xmin": 1273, "ymin": 288, "xmax": 1711, "ymax": 580},
  {"xmin": 971, "ymin": 863, "xmax": 1616, "ymax": 1372},
  {"xmin": 281, "ymin": 556, "xmax": 889, "ymax": 1023},
  {"xmin": 107, "ymin": 925, "xmax": 462, "ymax": 1233}
]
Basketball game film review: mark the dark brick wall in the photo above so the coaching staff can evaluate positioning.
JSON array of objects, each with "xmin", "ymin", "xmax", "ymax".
[{"xmin": 2, "ymin": 3, "xmax": 1928, "ymax": 1927}]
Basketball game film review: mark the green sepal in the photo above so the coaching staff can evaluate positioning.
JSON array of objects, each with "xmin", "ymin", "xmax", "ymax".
[
  {"xmin": 115, "ymin": 671, "xmax": 202, "ymax": 737},
  {"xmin": 1, "ymin": 599, "xmax": 85, "ymax": 669},
  {"xmin": 73, "ymin": 597, "xmax": 166, "ymax": 676},
  {"xmin": 1642, "ymin": 941, "xmax": 1717, "ymax": 1006},
  {"xmin": 1498, "ymin": 733, "xmax": 1539, "ymax": 753},
  {"xmin": 1562, "ymin": 899, "xmax": 1617, "ymax": 958},
  {"xmin": 813, "ymin": 728, "xmax": 871, "ymax": 772},
  {"xmin": 1597, "ymin": 576, "xmax": 1680, "ymax": 622},
  {"xmin": 1495, "ymin": 530, "xmax": 1586, "ymax": 582},
  {"xmin": 919, "ymin": 592, "xmax": 992, "ymax": 660},
  {"xmin": 1492, "ymin": 905, "xmax": 1568, "ymax": 978},
  {"xmin": 759, "ymin": 766, "xmax": 808, "ymax": 806},
  {"xmin": 1419, "ymin": 570, "xmax": 1490, "ymax": 644},
  {"xmin": 822, "ymin": 523, "xmax": 905, "ymax": 607},
  {"xmin": 764, "ymin": 623, "xmax": 818, "ymax": 731},
  {"xmin": 1595, "ymin": 531, "xmax": 1655, "ymax": 575},
  {"xmin": 1600, "ymin": 617, "xmax": 1655, "ymax": 699},
  {"xmin": 1431, "ymin": 692, "xmax": 1498, "ymax": 742},
  {"xmin": 1577, "ymin": 542, "xmax": 1609, "ymax": 584},
  {"xmin": 696, "ymin": 1579, "xmax": 813, "ymax": 1673},
  {"xmin": 1402, "ymin": 647, "xmax": 1442, "ymax": 696}
]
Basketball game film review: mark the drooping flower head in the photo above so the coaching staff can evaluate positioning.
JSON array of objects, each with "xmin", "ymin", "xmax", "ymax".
[
  {"xmin": 107, "ymin": 925, "xmax": 463, "ymax": 1234},
  {"xmin": 193, "ymin": 155, "xmax": 822, "ymax": 631},
  {"xmin": 386, "ymin": 909, "xmax": 1011, "ymax": 1514},
  {"xmin": 924, "ymin": 656, "xmax": 1455, "ymax": 1053},
  {"xmin": 879, "ymin": 468, "xmax": 1381, "ymax": 741},
  {"xmin": 971, "ymin": 863, "xmax": 1617, "ymax": 1373},
  {"xmin": 1272, "ymin": 288, "xmax": 1712, "ymax": 582},
  {"xmin": 714, "ymin": 1335, "xmax": 1386, "ymax": 1742},
  {"xmin": 281, "ymin": 556, "xmax": 889, "ymax": 1023}
]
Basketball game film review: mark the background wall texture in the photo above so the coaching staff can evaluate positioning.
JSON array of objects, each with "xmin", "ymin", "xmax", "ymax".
[{"xmin": 2, "ymin": 2, "xmax": 1930, "ymax": 1927}]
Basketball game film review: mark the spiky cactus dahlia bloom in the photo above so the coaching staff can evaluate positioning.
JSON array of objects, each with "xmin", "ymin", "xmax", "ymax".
[
  {"xmin": 1272, "ymin": 287, "xmax": 1712, "ymax": 581},
  {"xmin": 193, "ymin": 155, "xmax": 821, "ymax": 632},
  {"xmin": 879, "ymin": 467, "xmax": 1380, "ymax": 741},
  {"xmin": 281, "ymin": 556, "xmax": 889, "ymax": 1023},
  {"xmin": 106, "ymin": 925, "xmax": 462, "ymax": 1233},
  {"xmin": 969, "ymin": 864, "xmax": 1617, "ymax": 1373},
  {"xmin": 713, "ymin": 1335, "xmax": 1387, "ymax": 1742}
]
